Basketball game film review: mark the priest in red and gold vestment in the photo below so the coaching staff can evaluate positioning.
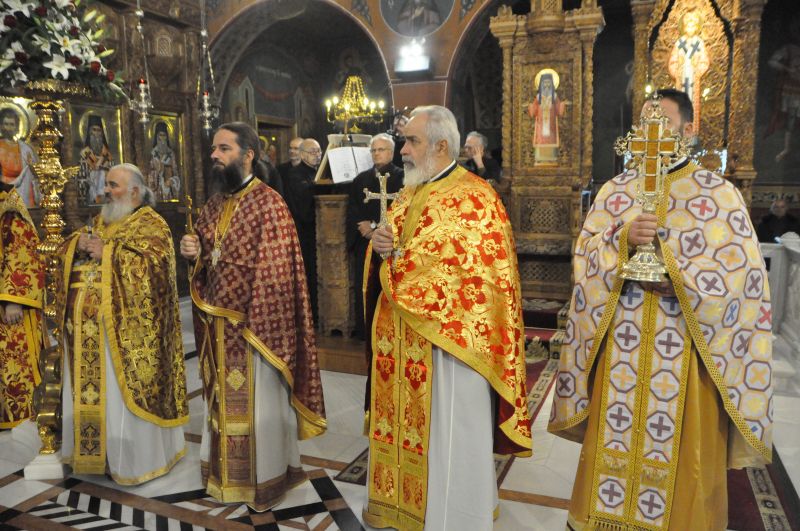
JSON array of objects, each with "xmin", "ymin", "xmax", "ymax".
[
  {"xmin": 0, "ymin": 183, "xmax": 43, "ymax": 428},
  {"xmin": 181, "ymin": 122, "xmax": 325, "ymax": 511},
  {"xmin": 58, "ymin": 164, "xmax": 188, "ymax": 484},
  {"xmin": 549, "ymin": 90, "xmax": 773, "ymax": 531},
  {"xmin": 366, "ymin": 106, "xmax": 531, "ymax": 531}
]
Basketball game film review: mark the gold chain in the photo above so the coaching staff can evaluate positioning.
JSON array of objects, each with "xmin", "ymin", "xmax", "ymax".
[{"xmin": 210, "ymin": 179, "xmax": 257, "ymax": 267}]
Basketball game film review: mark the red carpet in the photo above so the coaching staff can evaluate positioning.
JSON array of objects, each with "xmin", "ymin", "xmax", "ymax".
[{"xmin": 728, "ymin": 449, "xmax": 799, "ymax": 531}]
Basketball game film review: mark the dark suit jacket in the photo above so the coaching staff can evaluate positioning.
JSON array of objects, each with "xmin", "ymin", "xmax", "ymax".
[
  {"xmin": 346, "ymin": 163, "xmax": 404, "ymax": 251},
  {"xmin": 464, "ymin": 156, "xmax": 501, "ymax": 182}
]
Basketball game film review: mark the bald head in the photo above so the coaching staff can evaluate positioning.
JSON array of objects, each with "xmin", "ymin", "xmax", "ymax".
[
  {"xmin": 288, "ymin": 137, "xmax": 303, "ymax": 166},
  {"xmin": 300, "ymin": 138, "xmax": 322, "ymax": 168}
]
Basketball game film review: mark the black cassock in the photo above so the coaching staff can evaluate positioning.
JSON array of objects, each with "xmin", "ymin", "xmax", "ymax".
[
  {"xmin": 346, "ymin": 163, "xmax": 404, "ymax": 340},
  {"xmin": 285, "ymin": 162, "xmax": 318, "ymax": 320}
]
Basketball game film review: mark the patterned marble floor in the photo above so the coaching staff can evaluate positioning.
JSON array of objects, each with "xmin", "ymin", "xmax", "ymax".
[{"xmin": 1, "ymin": 298, "xmax": 798, "ymax": 530}]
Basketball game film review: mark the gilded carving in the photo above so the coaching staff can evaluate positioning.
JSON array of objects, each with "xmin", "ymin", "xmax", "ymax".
[
  {"xmin": 650, "ymin": 0, "xmax": 730, "ymax": 152},
  {"xmin": 491, "ymin": 2, "xmax": 602, "ymax": 298},
  {"xmin": 728, "ymin": 2, "xmax": 766, "ymax": 183}
]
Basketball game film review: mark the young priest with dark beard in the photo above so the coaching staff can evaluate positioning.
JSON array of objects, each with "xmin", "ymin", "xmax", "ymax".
[{"xmin": 180, "ymin": 122, "xmax": 326, "ymax": 511}]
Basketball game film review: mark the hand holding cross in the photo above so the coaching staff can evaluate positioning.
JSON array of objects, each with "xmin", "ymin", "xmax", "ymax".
[{"xmin": 363, "ymin": 172, "xmax": 398, "ymax": 260}]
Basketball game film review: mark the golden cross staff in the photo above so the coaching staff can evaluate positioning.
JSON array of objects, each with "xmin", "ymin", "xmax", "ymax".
[
  {"xmin": 614, "ymin": 98, "xmax": 691, "ymax": 283},
  {"xmin": 363, "ymin": 171, "xmax": 397, "ymax": 260}
]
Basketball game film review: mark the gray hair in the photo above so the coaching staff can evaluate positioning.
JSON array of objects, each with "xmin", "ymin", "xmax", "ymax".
[
  {"xmin": 410, "ymin": 105, "xmax": 461, "ymax": 160},
  {"xmin": 370, "ymin": 133, "xmax": 395, "ymax": 150},
  {"xmin": 466, "ymin": 131, "xmax": 488, "ymax": 149},
  {"xmin": 112, "ymin": 163, "xmax": 155, "ymax": 207}
]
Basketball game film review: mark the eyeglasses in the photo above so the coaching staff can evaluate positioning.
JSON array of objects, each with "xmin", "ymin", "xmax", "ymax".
[
  {"xmin": 302, "ymin": 149, "xmax": 322, "ymax": 154},
  {"xmin": 370, "ymin": 148, "xmax": 390, "ymax": 153}
]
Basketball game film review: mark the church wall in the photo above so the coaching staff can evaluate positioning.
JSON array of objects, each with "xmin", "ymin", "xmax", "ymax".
[{"xmin": 208, "ymin": 0, "xmax": 494, "ymax": 112}]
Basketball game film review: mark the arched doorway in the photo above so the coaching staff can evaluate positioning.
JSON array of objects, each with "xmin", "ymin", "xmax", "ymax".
[
  {"xmin": 210, "ymin": 0, "xmax": 392, "ymax": 162},
  {"xmin": 447, "ymin": 1, "xmax": 530, "ymax": 165}
]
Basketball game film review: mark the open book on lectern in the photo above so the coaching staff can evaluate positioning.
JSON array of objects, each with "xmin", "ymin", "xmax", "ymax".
[{"xmin": 315, "ymin": 133, "xmax": 373, "ymax": 183}]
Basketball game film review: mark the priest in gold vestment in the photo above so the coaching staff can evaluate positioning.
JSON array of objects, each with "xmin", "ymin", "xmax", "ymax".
[
  {"xmin": 366, "ymin": 106, "xmax": 531, "ymax": 531},
  {"xmin": 59, "ymin": 164, "xmax": 188, "ymax": 484},
  {"xmin": 549, "ymin": 90, "xmax": 773, "ymax": 531},
  {"xmin": 0, "ymin": 183, "xmax": 43, "ymax": 428},
  {"xmin": 180, "ymin": 122, "xmax": 325, "ymax": 511}
]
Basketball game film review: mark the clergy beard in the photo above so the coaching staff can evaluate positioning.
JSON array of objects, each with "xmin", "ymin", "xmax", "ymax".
[
  {"xmin": 101, "ymin": 193, "xmax": 135, "ymax": 224},
  {"xmin": 403, "ymin": 149, "xmax": 438, "ymax": 187},
  {"xmin": 210, "ymin": 157, "xmax": 245, "ymax": 194}
]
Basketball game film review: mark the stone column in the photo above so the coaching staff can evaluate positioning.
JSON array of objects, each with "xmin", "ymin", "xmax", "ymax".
[
  {"xmin": 630, "ymin": 0, "xmax": 656, "ymax": 117},
  {"xmin": 490, "ymin": 6, "xmax": 523, "ymax": 180}
]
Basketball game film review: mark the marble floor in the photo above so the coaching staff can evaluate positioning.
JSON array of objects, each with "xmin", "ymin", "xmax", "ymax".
[{"xmin": 1, "ymin": 297, "xmax": 798, "ymax": 530}]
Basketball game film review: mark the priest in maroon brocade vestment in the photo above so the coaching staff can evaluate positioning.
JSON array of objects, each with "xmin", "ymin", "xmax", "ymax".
[{"xmin": 181, "ymin": 122, "xmax": 326, "ymax": 511}]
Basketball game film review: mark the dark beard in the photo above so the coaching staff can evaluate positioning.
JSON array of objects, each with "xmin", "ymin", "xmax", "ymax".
[{"xmin": 210, "ymin": 159, "xmax": 244, "ymax": 194}]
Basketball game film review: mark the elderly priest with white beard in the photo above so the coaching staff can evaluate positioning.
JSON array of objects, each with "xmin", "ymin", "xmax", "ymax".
[{"xmin": 57, "ymin": 163, "xmax": 188, "ymax": 484}]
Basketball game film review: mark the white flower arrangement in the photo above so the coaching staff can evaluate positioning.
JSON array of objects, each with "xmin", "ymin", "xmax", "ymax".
[{"xmin": 0, "ymin": 0, "xmax": 125, "ymax": 100}]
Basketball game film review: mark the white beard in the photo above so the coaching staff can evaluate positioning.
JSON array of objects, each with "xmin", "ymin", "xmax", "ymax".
[
  {"xmin": 101, "ymin": 194, "xmax": 135, "ymax": 224},
  {"xmin": 403, "ymin": 153, "xmax": 438, "ymax": 187}
]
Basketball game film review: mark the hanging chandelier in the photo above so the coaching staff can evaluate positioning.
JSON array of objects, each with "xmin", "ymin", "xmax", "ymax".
[{"xmin": 325, "ymin": 75, "xmax": 385, "ymax": 134}]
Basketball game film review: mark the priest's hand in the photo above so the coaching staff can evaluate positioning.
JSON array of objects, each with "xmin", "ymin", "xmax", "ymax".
[
  {"xmin": 84, "ymin": 235, "xmax": 104, "ymax": 260},
  {"xmin": 2, "ymin": 303, "xmax": 23, "ymax": 325},
  {"xmin": 628, "ymin": 214, "xmax": 658, "ymax": 246},
  {"xmin": 180, "ymin": 234, "xmax": 201, "ymax": 260},
  {"xmin": 372, "ymin": 226, "xmax": 394, "ymax": 256}
]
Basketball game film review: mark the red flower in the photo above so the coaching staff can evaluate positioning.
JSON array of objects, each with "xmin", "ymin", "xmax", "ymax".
[
  {"xmin": 14, "ymin": 51, "xmax": 28, "ymax": 64},
  {"xmin": 68, "ymin": 56, "xmax": 82, "ymax": 66},
  {"xmin": 9, "ymin": 270, "xmax": 31, "ymax": 289},
  {"xmin": 456, "ymin": 275, "xmax": 487, "ymax": 311},
  {"xmin": 106, "ymin": 70, "xmax": 115, "ymax": 82},
  {"xmin": 3, "ymin": 15, "xmax": 17, "ymax": 28},
  {"xmin": 69, "ymin": 25, "xmax": 80, "ymax": 37},
  {"xmin": 404, "ymin": 359, "xmax": 427, "ymax": 390},
  {"xmin": 34, "ymin": 5, "xmax": 47, "ymax": 17},
  {"xmin": 90, "ymin": 60, "xmax": 101, "ymax": 74}
]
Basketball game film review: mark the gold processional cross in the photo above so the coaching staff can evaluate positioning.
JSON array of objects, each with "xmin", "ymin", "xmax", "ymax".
[
  {"xmin": 363, "ymin": 172, "xmax": 397, "ymax": 260},
  {"xmin": 613, "ymin": 99, "xmax": 690, "ymax": 282}
]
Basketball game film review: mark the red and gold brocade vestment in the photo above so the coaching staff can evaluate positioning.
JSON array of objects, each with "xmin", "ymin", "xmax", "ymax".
[
  {"xmin": 364, "ymin": 165, "xmax": 532, "ymax": 530},
  {"xmin": 191, "ymin": 179, "xmax": 326, "ymax": 510},
  {"xmin": 549, "ymin": 164, "xmax": 773, "ymax": 530},
  {"xmin": 0, "ymin": 189, "xmax": 43, "ymax": 428},
  {"xmin": 57, "ymin": 206, "xmax": 188, "ymax": 475}
]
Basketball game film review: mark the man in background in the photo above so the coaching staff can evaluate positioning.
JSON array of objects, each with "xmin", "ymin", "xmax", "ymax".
[
  {"xmin": 346, "ymin": 133, "xmax": 403, "ymax": 341},
  {"xmin": 285, "ymin": 138, "xmax": 322, "ymax": 322},
  {"xmin": 463, "ymin": 131, "xmax": 502, "ymax": 185},
  {"xmin": 757, "ymin": 197, "xmax": 800, "ymax": 242}
]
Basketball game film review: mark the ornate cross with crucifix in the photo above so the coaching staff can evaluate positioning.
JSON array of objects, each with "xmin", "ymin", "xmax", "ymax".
[
  {"xmin": 363, "ymin": 171, "xmax": 398, "ymax": 259},
  {"xmin": 613, "ymin": 98, "xmax": 690, "ymax": 282}
]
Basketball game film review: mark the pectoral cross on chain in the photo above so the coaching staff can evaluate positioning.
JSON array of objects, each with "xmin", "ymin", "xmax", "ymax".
[{"xmin": 363, "ymin": 172, "xmax": 397, "ymax": 260}]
